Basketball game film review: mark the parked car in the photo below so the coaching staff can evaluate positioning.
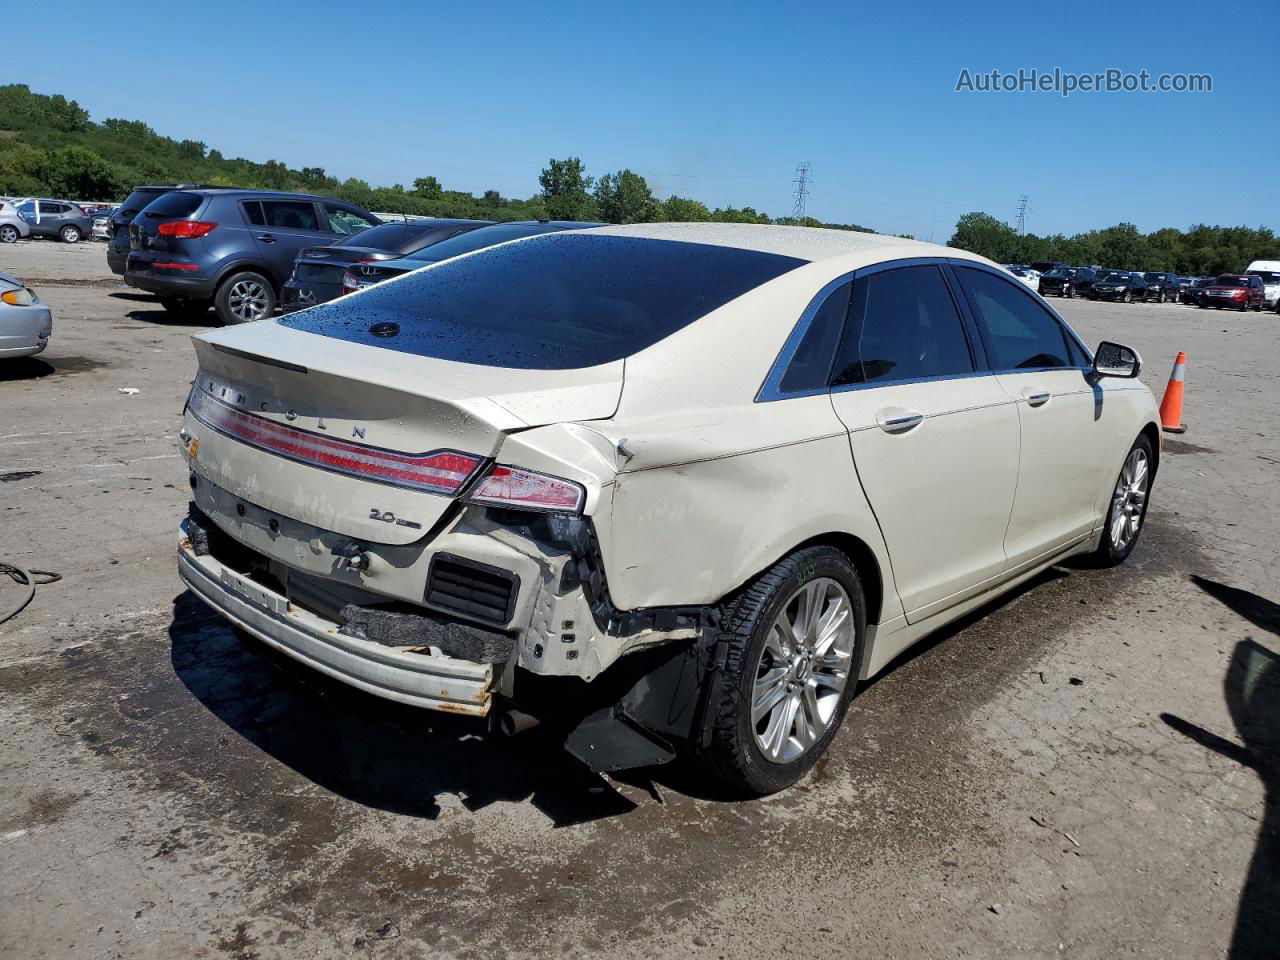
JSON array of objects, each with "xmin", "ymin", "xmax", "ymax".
[
  {"xmin": 175, "ymin": 224, "xmax": 1160, "ymax": 796},
  {"xmin": 1200, "ymin": 274, "xmax": 1266, "ymax": 311},
  {"xmin": 1003, "ymin": 265, "xmax": 1040, "ymax": 289},
  {"xmin": 339, "ymin": 220, "xmax": 599, "ymax": 293},
  {"xmin": 1180, "ymin": 276, "xmax": 1217, "ymax": 305},
  {"xmin": 1037, "ymin": 266, "xmax": 1096, "ymax": 299},
  {"xmin": 16, "ymin": 199, "xmax": 94, "ymax": 243},
  {"xmin": 1243, "ymin": 266, "xmax": 1280, "ymax": 308},
  {"xmin": 124, "ymin": 189, "xmax": 381, "ymax": 325},
  {"xmin": 1142, "ymin": 272, "xmax": 1181, "ymax": 303},
  {"xmin": 1029, "ymin": 260, "xmax": 1067, "ymax": 275},
  {"xmin": 1090, "ymin": 271, "xmax": 1148, "ymax": 302},
  {"xmin": 107, "ymin": 184, "xmax": 223, "ymax": 275},
  {"xmin": 282, "ymin": 218, "xmax": 492, "ymax": 310},
  {"xmin": 0, "ymin": 201, "xmax": 32, "ymax": 244},
  {"xmin": 0, "ymin": 273, "xmax": 52, "ymax": 359}
]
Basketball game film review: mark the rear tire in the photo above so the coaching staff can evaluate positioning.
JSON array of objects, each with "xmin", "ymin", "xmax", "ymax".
[
  {"xmin": 0, "ymin": 225, "xmax": 18, "ymax": 243},
  {"xmin": 60, "ymin": 225, "xmax": 81, "ymax": 244},
  {"xmin": 1089, "ymin": 434, "xmax": 1154, "ymax": 567},
  {"xmin": 214, "ymin": 271, "xmax": 275, "ymax": 325},
  {"xmin": 697, "ymin": 545, "xmax": 866, "ymax": 796}
]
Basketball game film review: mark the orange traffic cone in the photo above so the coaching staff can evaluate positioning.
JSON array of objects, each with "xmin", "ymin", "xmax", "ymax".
[{"xmin": 1159, "ymin": 352, "xmax": 1187, "ymax": 434}]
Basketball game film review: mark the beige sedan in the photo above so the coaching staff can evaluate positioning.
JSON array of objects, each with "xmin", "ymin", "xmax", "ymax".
[{"xmin": 175, "ymin": 223, "xmax": 1160, "ymax": 795}]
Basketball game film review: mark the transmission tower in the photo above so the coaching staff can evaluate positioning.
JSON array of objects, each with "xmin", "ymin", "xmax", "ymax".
[
  {"xmin": 792, "ymin": 163, "xmax": 812, "ymax": 220},
  {"xmin": 1015, "ymin": 194, "xmax": 1029, "ymax": 235}
]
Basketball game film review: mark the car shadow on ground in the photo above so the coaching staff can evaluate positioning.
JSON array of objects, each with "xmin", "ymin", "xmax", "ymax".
[
  {"xmin": 125, "ymin": 307, "xmax": 213, "ymax": 328},
  {"xmin": 167, "ymin": 592, "xmax": 638, "ymax": 828},
  {"xmin": 0, "ymin": 357, "xmax": 54, "ymax": 381},
  {"xmin": 1161, "ymin": 575, "xmax": 1279, "ymax": 960}
]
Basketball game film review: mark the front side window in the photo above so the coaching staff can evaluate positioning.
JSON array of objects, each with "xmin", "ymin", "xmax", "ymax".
[
  {"xmin": 260, "ymin": 200, "xmax": 320, "ymax": 231},
  {"xmin": 831, "ymin": 265, "xmax": 974, "ymax": 387},
  {"xmin": 324, "ymin": 203, "xmax": 376, "ymax": 236},
  {"xmin": 954, "ymin": 266, "xmax": 1074, "ymax": 370},
  {"xmin": 776, "ymin": 281, "xmax": 851, "ymax": 394}
]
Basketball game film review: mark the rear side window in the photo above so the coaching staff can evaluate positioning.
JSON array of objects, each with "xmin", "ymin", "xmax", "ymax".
[
  {"xmin": 280, "ymin": 233, "xmax": 805, "ymax": 369},
  {"xmin": 777, "ymin": 281, "xmax": 851, "ymax": 394},
  {"xmin": 141, "ymin": 192, "xmax": 204, "ymax": 219},
  {"xmin": 831, "ymin": 265, "xmax": 975, "ymax": 386},
  {"xmin": 260, "ymin": 200, "xmax": 320, "ymax": 231},
  {"xmin": 953, "ymin": 267, "xmax": 1075, "ymax": 370}
]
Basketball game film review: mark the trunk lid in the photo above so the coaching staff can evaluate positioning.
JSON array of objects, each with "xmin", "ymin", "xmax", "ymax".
[
  {"xmin": 292, "ymin": 245, "xmax": 401, "ymax": 284},
  {"xmin": 186, "ymin": 320, "xmax": 622, "ymax": 545}
]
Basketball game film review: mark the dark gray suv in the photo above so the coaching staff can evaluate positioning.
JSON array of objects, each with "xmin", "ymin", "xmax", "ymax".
[{"xmin": 124, "ymin": 189, "xmax": 379, "ymax": 325}]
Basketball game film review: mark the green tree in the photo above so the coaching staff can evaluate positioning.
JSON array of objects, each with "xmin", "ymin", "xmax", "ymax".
[
  {"xmin": 594, "ymin": 169, "xmax": 657, "ymax": 224},
  {"xmin": 0, "ymin": 141, "xmax": 46, "ymax": 195},
  {"xmin": 539, "ymin": 156, "xmax": 595, "ymax": 220},
  {"xmin": 44, "ymin": 145, "xmax": 122, "ymax": 198},
  {"xmin": 947, "ymin": 211, "xmax": 1019, "ymax": 261},
  {"xmin": 710, "ymin": 206, "xmax": 771, "ymax": 224},
  {"xmin": 660, "ymin": 195, "xmax": 711, "ymax": 221},
  {"xmin": 413, "ymin": 176, "xmax": 442, "ymax": 197}
]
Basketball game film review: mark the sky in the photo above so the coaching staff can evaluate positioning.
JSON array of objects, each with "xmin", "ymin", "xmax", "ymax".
[{"xmin": 4, "ymin": 0, "xmax": 1276, "ymax": 240}]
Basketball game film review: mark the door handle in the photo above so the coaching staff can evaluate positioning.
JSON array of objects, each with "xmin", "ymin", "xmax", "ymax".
[
  {"xmin": 875, "ymin": 408, "xmax": 925, "ymax": 434},
  {"xmin": 256, "ymin": 233, "xmax": 277, "ymax": 243},
  {"xmin": 1022, "ymin": 388, "xmax": 1051, "ymax": 407}
]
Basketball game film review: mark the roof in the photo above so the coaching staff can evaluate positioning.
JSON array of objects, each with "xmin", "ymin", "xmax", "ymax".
[{"xmin": 583, "ymin": 221, "xmax": 945, "ymax": 263}]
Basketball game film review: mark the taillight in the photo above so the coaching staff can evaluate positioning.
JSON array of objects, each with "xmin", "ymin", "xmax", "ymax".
[
  {"xmin": 340, "ymin": 270, "xmax": 360, "ymax": 293},
  {"xmin": 157, "ymin": 220, "xmax": 218, "ymax": 238},
  {"xmin": 467, "ymin": 465, "xmax": 585, "ymax": 513},
  {"xmin": 187, "ymin": 390, "xmax": 483, "ymax": 494}
]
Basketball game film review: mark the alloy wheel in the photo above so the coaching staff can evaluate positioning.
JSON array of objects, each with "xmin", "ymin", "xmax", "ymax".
[
  {"xmin": 228, "ymin": 279, "xmax": 270, "ymax": 321},
  {"xmin": 1110, "ymin": 447, "xmax": 1149, "ymax": 552},
  {"xmin": 751, "ymin": 577, "xmax": 855, "ymax": 764},
  {"xmin": 0, "ymin": 225, "xmax": 17, "ymax": 243}
]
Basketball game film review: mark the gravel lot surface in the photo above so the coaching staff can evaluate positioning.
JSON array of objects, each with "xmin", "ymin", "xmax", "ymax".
[{"xmin": 1, "ymin": 238, "xmax": 1277, "ymax": 959}]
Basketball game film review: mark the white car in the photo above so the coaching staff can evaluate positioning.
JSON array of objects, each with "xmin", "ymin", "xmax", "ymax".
[
  {"xmin": 176, "ymin": 224, "xmax": 1161, "ymax": 795},
  {"xmin": 0, "ymin": 273, "xmax": 53, "ymax": 358},
  {"xmin": 1245, "ymin": 260, "xmax": 1280, "ymax": 307},
  {"xmin": 1004, "ymin": 264, "xmax": 1041, "ymax": 289}
]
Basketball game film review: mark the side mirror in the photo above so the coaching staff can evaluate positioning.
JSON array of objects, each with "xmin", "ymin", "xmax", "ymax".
[{"xmin": 1093, "ymin": 341, "xmax": 1142, "ymax": 379}]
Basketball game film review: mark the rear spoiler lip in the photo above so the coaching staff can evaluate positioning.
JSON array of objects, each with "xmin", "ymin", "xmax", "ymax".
[{"xmin": 211, "ymin": 342, "xmax": 307, "ymax": 374}]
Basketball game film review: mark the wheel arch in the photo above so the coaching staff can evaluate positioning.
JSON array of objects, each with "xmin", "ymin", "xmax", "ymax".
[
  {"xmin": 1139, "ymin": 420, "xmax": 1161, "ymax": 477},
  {"xmin": 212, "ymin": 259, "xmax": 279, "ymax": 292},
  {"xmin": 774, "ymin": 531, "xmax": 886, "ymax": 627}
]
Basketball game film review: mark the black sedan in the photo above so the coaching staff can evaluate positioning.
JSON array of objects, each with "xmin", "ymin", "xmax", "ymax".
[
  {"xmin": 1090, "ymin": 271, "xmax": 1148, "ymax": 303},
  {"xmin": 281, "ymin": 218, "xmax": 492, "ymax": 309},
  {"xmin": 1142, "ymin": 272, "xmax": 1181, "ymax": 303},
  {"xmin": 1037, "ymin": 266, "xmax": 1096, "ymax": 299},
  {"xmin": 1180, "ymin": 276, "xmax": 1217, "ymax": 305}
]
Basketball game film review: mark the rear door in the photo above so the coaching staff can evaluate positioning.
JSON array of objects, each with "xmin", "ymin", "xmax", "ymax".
[
  {"xmin": 244, "ymin": 199, "xmax": 334, "ymax": 283},
  {"xmin": 827, "ymin": 262, "xmax": 1021, "ymax": 622},
  {"xmin": 950, "ymin": 263, "xmax": 1115, "ymax": 569}
]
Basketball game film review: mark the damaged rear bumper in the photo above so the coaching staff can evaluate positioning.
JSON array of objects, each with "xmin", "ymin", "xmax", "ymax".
[{"xmin": 178, "ymin": 519, "xmax": 494, "ymax": 715}]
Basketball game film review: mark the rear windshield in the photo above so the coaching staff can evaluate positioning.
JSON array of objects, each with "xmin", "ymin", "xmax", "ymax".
[
  {"xmin": 404, "ymin": 222, "xmax": 576, "ymax": 262},
  {"xmin": 335, "ymin": 222, "xmax": 406, "ymax": 250},
  {"xmin": 280, "ymin": 233, "xmax": 806, "ymax": 369},
  {"xmin": 116, "ymin": 188, "xmax": 168, "ymax": 219},
  {"xmin": 141, "ymin": 191, "xmax": 204, "ymax": 219}
]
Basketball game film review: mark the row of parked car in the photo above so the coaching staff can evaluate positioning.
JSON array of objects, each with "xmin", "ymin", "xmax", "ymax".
[
  {"xmin": 1004, "ymin": 260, "xmax": 1280, "ymax": 312},
  {"xmin": 99, "ymin": 184, "xmax": 604, "ymax": 326},
  {"xmin": 0, "ymin": 196, "xmax": 118, "ymax": 244}
]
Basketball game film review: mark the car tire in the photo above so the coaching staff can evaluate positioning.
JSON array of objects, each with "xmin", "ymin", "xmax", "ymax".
[
  {"xmin": 0, "ymin": 225, "xmax": 18, "ymax": 243},
  {"xmin": 1088, "ymin": 434, "xmax": 1154, "ymax": 567},
  {"xmin": 214, "ymin": 271, "xmax": 276, "ymax": 325},
  {"xmin": 697, "ymin": 545, "xmax": 867, "ymax": 796},
  {"xmin": 160, "ymin": 297, "xmax": 211, "ymax": 319},
  {"xmin": 60, "ymin": 225, "xmax": 81, "ymax": 244},
  {"xmin": 1123, "ymin": 290, "xmax": 1131, "ymax": 303},
  {"xmin": 1066, "ymin": 286, "xmax": 1075, "ymax": 299}
]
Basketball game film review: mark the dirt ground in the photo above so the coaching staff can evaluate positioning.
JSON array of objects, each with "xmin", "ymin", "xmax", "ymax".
[{"xmin": 1, "ymin": 237, "xmax": 1277, "ymax": 960}]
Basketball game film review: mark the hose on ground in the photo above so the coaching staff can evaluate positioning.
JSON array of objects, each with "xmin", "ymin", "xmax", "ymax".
[{"xmin": 0, "ymin": 561, "xmax": 61, "ymax": 626}]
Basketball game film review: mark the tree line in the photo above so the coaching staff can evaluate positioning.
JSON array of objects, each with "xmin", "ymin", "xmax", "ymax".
[
  {"xmin": 947, "ymin": 211, "xmax": 1279, "ymax": 276},
  {"xmin": 0, "ymin": 84, "xmax": 870, "ymax": 231}
]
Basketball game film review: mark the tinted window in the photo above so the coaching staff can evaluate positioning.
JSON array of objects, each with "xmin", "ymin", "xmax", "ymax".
[
  {"xmin": 831, "ymin": 265, "xmax": 974, "ymax": 386},
  {"xmin": 242, "ymin": 201, "xmax": 264, "ymax": 226},
  {"xmin": 334, "ymin": 222, "xmax": 406, "ymax": 250},
  {"xmin": 261, "ymin": 200, "xmax": 319, "ymax": 231},
  {"xmin": 324, "ymin": 203, "xmax": 376, "ymax": 236},
  {"xmin": 954, "ymin": 266, "xmax": 1073, "ymax": 370},
  {"xmin": 117, "ymin": 188, "xmax": 167, "ymax": 219},
  {"xmin": 280, "ymin": 233, "xmax": 804, "ymax": 369},
  {"xmin": 777, "ymin": 281, "xmax": 851, "ymax": 394},
  {"xmin": 407, "ymin": 222, "xmax": 579, "ymax": 262},
  {"xmin": 141, "ymin": 191, "xmax": 204, "ymax": 219}
]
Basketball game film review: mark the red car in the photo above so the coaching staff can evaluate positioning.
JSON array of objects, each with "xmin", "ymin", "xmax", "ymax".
[{"xmin": 1199, "ymin": 274, "xmax": 1266, "ymax": 311}]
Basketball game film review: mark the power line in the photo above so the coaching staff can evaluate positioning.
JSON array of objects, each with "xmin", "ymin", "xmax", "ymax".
[
  {"xmin": 1015, "ymin": 194, "xmax": 1029, "ymax": 235},
  {"xmin": 792, "ymin": 162, "xmax": 812, "ymax": 220}
]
